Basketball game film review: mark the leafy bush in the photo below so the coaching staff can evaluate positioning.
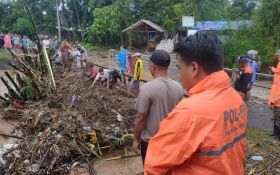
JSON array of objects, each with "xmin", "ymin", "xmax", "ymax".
[
  {"xmin": 224, "ymin": 29, "xmax": 275, "ymax": 72},
  {"xmin": 21, "ymin": 77, "xmax": 47, "ymax": 100},
  {"xmin": 13, "ymin": 18, "xmax": 32, "ymax": 35}
]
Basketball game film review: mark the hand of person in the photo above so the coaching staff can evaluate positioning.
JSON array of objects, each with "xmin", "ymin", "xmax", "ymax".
[{"xmin": 132, "ymin": 140, "xmax": 140, "ymax": 154}]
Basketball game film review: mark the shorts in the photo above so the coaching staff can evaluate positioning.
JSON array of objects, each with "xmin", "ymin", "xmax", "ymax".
[{"xmin": 131, "ymin": 80, "xmax": 140, "ymax": 91}]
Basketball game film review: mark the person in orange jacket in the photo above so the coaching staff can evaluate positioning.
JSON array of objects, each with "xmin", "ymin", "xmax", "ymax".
[
  {"xmin": 144, "ymin": 31, "xmax": 248, "ymax": 175},
  {"xmin": 268, "ymin": 49, "xmax": 280, "ymax": 139}
]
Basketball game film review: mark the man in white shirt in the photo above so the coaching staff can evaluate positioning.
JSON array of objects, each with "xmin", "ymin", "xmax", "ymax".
[
  {"xmin": 91, "ymin": 68, "xmax": 111, "ymax": 88},
  {"xmin": 43, "ymin": 36, "xmax": 50, "ymax": 49}
]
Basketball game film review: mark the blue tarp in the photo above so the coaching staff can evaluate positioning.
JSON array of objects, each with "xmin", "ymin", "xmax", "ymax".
[{"xmin": 194, "ymin": 20, "xmax": 253, "ymax": 31}]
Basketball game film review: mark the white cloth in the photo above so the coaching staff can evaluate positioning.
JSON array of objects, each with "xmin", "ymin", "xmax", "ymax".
[
  {"xmin": 13, "ymin": 36, "xmax": 20, "ymax": 45},
  {"xmin": 43, "ymin": 39, "xmax": 50, "ymax": 48},
  {"xmin": 95, "ymin": 69, "xmax": 110, "ymax": 81}
]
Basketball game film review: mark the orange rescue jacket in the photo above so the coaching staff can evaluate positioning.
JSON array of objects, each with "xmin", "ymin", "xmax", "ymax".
[
  {"xmin": 269, "ymin": 62, "xmax": 280, "ymax": 107},
  {"xmin": 144, "ymin": 70, "xmax": 247, "ymax": 175}
]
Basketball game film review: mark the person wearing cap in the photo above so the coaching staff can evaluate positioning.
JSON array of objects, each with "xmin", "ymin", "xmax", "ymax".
[
  {"xmin": 268, "ymin": 49, "xmax": 280, "ymax": 139},
  {"xmin": 234, "ymin": 55, "xmax": 253, "ymax": 101},
  {"xmin": 247, "ymin": 50, "xmax": 261, "ymax": 85},
  {"xmin": 132, "ymin": 50, "xmax": 185, "ymax": 164},
  {"xmin": 144, "ymin": 31, "xmax": 247, "ymax": 175},
  {"xmin": 131, "ymin": 53, "xmax": 143, "ymax": 93}
]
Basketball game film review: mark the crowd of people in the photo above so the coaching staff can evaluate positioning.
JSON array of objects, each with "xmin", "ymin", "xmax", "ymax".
[
  {"xmin": 0, "ymin": 32, "xmax": 38, "ymax": 54},
  {"xmin": 84, "ymin": 45, "xmax": 143, "ymax": 94},
  {"xmin": 1, "ymin": 30, "xmax": 280, "ymax": 174}
]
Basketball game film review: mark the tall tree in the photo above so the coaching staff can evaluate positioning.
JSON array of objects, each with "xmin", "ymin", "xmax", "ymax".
[
  {"xmin": 254, "ymin": 0, "xmax": 280, "ymax": 47},
  {"xmin": 227, "ymin": 0, "xmax": 258, "ymax": 20},
  {"xmin": 196, "ymin": 0, "xmax": 230, "ymax": 20}
]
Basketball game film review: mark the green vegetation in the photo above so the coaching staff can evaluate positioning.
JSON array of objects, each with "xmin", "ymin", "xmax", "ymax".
[
  {"xmin": 224, "ymin": 29, "xmax": 275, "ymax": 72},
  {"xmin": 0, "ymin": 50, "xmax": 11, "ymax": 62},
  {"xmin": 246, "ymin": 127, "xmax": 270, "ymax": 142},
  {"xmin": 21, "ymin": 76, "xmax": 47, "ymax": 100},
  {"xmin": 1, "ymin": 0, "xmax": 279, "ymax": 70}
]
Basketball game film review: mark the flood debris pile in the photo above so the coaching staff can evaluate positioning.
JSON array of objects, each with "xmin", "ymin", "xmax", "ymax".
[
  {"xmin": 246, "ymin": 132, "xmax": 280, "ymax": 175},
  {"xmin": 1, "ymin": 70, "xmax": 136, "ymax": 175}
]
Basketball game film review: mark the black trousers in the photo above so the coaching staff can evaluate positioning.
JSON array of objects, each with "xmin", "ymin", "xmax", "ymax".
[
  {"xmin": 141, "ymin": 140, "xmax": 149, "ymax": 165},
  {"xmin": 273, "ymin": 107, "xmax": 280, "ymax": 138}
]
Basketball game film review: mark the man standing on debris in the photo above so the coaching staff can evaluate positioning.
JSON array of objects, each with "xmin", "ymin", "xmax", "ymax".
[
  {"xmin": 269, "ymin": 50, "xmax": 280, "ymax": 140},
  {"xmin": 131, "ymin": 53, "xmax": 143, "ymax": 94},
  {"xmin": 22, "ymin": 35, "xmax": 30, "ymax": 55},
  {"xmin": 132, "ymin": 50, "xmax": 185, "ymax": 164},
  {"xmin": 43, "ymin": 36, "xmax": 50, "ymax": 48},
  {"xmin": 4, "ymin": 32, "xmax": 12, "ymax": 51},
  {"xmin": 144, "ymin": 31, "xmax": 248, "ymax": 175},
  {"xmin": 234, "ymin": 55, "xmax": 253, "ymax": 102},
  {"xmin": 116, "ymin": 46, "xmax": 128, "ymax": 85}
]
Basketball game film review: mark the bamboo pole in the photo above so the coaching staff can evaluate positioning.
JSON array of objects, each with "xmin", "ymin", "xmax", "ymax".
[{"xmin": 42, "ymin": 45, "xmax": 56, "ymax": 88}]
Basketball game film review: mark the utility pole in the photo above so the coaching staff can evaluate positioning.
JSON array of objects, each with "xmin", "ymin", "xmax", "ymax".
[{"xmin": 57, "ymin": 0, "xmax": 62, "ymax": 42}]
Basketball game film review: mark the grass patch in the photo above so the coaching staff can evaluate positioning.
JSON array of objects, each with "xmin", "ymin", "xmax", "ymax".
[
  {"xmin": 246, "ymin": 127, "xmax": 270, "ymax": 142},
  {"xmin": 0, "ymin": 49, "xmax": 11, "ymax": 62}
]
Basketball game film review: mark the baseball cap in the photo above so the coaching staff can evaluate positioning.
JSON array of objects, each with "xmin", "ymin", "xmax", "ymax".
[
  {"xmin": 133, "ymin": 53, "xmax": 141, "ymax": 57},
  {"xmin": 150, "ymin": 50, "xmax": 170, "ymax": 67},
  {"xmin": 237, "ymin": 55, "xmax": 249, "ymax": 64}
]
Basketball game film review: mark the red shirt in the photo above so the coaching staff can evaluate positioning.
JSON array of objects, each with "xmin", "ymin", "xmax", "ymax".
[
  {"xmin": 61, "ymin": 44, "xmax": 71, "ymax": 53},
  {"xmin": 89, "ymin": 68, "xmax": 97, "ymax": 77}
]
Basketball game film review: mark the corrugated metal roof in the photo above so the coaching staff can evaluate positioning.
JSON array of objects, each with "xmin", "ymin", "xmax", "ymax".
[{"xmin": 122, "ymin": 20, "xmax": 166, "ymax": 33}]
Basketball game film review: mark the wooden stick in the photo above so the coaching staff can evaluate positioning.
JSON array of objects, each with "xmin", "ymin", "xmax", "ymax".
[
  {"xmin": 8, "ymin": 63, "xmax": 25, "ymax": 73},
  {"xmin": 0, "ymin": 133, "xmax": 23, "ymax": 139},
  {"xmin": 0, "ymin": 77, "xmax": 21, "ymax": 100},
  {"xmin": 36, "ymin": 147, "xmax": 51, "ymax": 174},
  {"xmin": 4, "ymin": 72, "xmax": 26, "ymax": 101},
  {"xmin": 4, "ymin": 71, "xmax": 20, "ymax": 93},
  {"xmin": 56, "ymin": 74, "xmax": 76, "ymax": 83},
  {"xmin": 259, "ymin": 159, "xmax": 280, "ymax": 175},
  {"xmin": 105, "ymin": 154, "xmax": 140, "ymax": 161},
  {"xmin": 16, "ymin": 73, "xmax": 25, "ymax": 87},
  {"xmin": 0, "ymin": 95, "xmax": 8, "ymax": 102}
]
